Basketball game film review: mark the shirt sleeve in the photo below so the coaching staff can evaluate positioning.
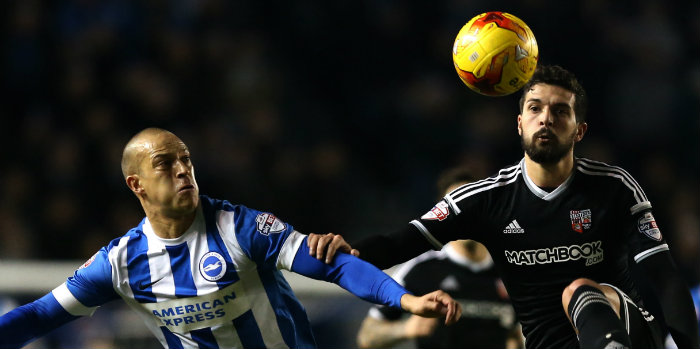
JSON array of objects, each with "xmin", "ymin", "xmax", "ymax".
[
  {"xmin": 366, "ymin": 259, "xmax": 418, "ymax": 321},
  {"xmin": 409, "ymin": 185, "xmax": 488, "ymax": 248},
  {"xmin": 618, "ymin": 179, "xmax": 669, "ymax": 263},
  {"xmin": 0, "ymin": 292, "xmax": 79, "ymax": 348},
  {"xmin": 291, "ymin": 236, "xmax": 410, "ymax": 309},
  {"xmin": 231, "ymin": 205, "xmax": 299, "ymax": 270},
  {"xmin": 57, "ymin": 248, "xmax": 119, "ymax": 314}
]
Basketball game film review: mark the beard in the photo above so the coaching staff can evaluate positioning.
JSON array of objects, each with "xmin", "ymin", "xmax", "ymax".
[{"xmin": 521, "ymin": 128, "xmax": 577, "ymax": 165}]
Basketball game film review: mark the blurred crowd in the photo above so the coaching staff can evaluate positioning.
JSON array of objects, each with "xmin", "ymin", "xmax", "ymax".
[{"xmin": 1, "ymin": 0, "xmax": 698, "ymax": 290}]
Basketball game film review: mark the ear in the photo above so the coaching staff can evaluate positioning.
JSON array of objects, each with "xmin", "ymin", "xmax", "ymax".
[
  {"xmin": 517, "ymin": 114, "xmax": 523, "ymax": 136},
  {"xmin": 575, "ymin": 122, "xmax": 588, "ymax": 142},
  {"xmin": 126, "ymin": 175, "xmax": 144, "ymax": 195}
]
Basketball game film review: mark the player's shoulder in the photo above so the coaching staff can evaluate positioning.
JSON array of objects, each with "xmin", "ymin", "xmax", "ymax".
[
  {"xmin": 447, "ymin": 160, "xmax": 523, "ymax": 202},
  {"xmin": 200, "ymin": 194, "xmax": 291, "ymax": 237},
  {"xmin": 576, "ymin": 157, "xmax": 634, "ymax": 175},
  {"xmin": 575, "ymin": 158, "xmax": 650, "ymax": 207},
  {"xmin": 200, "ymin": 194, "xmax": 262, "ymax": 217},
  {"xmin": 575, "ymin": 158, "xmax": 644, "ymax": 187}
]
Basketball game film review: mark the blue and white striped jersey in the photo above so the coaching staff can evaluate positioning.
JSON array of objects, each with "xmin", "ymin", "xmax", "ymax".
[{"xmin": 51, "ymin": 196, "xmax": 322, "ymax": 348}]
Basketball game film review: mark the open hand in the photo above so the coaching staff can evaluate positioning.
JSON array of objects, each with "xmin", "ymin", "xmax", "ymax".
[
  {"xmin": 307, "ymin": 233, "xmax": 359, "ymax": 264},
  {"xmin": 400, "ymin": 290, "xmax": 462, "ymax": 325}
]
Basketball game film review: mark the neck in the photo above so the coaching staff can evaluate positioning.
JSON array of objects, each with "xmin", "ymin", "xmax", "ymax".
[
  {"xmin": 523, "ymin": 153, "xmax": 575, "ymax": 188},
  {"xmin": 145, "ymin": 207, "xmax": 197, "ymax": 239}
]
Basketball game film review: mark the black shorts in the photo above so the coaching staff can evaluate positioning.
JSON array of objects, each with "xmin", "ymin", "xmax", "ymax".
[{"xmin": 603, "ymin": 283, "xmax": 665, "ymax": 349}]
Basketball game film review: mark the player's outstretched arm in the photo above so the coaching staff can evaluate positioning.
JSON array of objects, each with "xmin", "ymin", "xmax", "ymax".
[
  {"xmin": 293, "ymin": 237, "xmax": 461, "ymax": 322},
  {"xmin": 308, "ymin": 225, "xmax": 434, "ymax": 269},
  {"xmin": 0, "ymin": 292, "xmax": 79, "ymax": 348},
  {"xmin": 638, "ymin": 252, "xmax": 700, "ymax": 349}
]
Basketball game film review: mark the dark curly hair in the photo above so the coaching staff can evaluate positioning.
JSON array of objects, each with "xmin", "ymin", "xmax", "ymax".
[{"xmin": 518, "ymin": 65, "xmax": 588, "ymax": 123}]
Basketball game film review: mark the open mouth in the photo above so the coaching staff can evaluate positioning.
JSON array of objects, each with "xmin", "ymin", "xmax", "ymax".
[
  {"xmin": 535, "ymin": 131, "xmax": 553, "ymax": 141},
  {"xmin": 178, "ymin": 184, "xmax": 195, "ymax": 192}
]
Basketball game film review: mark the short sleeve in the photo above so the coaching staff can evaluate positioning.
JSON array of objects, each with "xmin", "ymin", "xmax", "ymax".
[
  {"xmin": 231, "ymin": 205, "xmax": 298, "ymax": 270},
  {"xmin": 54, "ymin": 248, "xmax": 118, "ymax": 315},
  {"xmin": 629, "ymin": 206, "xmax": 669, "ymax": 263},
  {"xmin": 615, "ymin": 171, "xmax": 669, "ymax": 262},
  {"xmin": 410, "ymin": 185, "xmax": 487, "ymax": 249}
]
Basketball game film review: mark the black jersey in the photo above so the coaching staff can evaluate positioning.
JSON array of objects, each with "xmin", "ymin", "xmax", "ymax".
[
  {"xmin": 410, "ymin": 158, "xmax": 668, "ymax": 349},
  {"xmin": 369, "ymin": 245, "xmax": 517, "ymax": 349}
]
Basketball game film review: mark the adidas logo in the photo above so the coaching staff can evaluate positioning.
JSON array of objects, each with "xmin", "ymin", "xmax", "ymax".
[{"xmin": 503, "ymin": 220, "xmax": 525, "ymax": 234}]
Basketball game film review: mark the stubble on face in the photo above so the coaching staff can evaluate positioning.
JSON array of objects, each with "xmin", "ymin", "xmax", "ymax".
[{"xmin": 521, "ymin": 126, "xmax": 577, "ymax": 165}]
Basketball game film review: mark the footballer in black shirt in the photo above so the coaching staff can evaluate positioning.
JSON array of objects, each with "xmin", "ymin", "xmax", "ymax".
[
  {"xmin": 309, "ymin": 65, "xmax": 699, "ymax": 349},
  {"xmin": 357, "ymin": 240, "xmax": 521, "ymax": 349}
]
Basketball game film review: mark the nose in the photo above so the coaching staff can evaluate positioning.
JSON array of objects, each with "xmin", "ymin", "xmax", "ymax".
[
  {"xmin": 174, "ymin": 159, "xmax": 190, "ymax": 177},
  {"xmin": 539, "ymin": 106, "xmax": 554, "ymax": 126}
]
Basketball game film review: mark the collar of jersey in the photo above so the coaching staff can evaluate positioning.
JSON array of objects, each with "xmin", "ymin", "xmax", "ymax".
[
  {"xmin": 520, "ymin": 157, "xmax": 576, "ymax": 201},
  {"xmin": 443, "ymin": 243, "xmax": 493, "ymax": 272},
  {"xmin": 142, "ymin": 204, "xmax": 205, "ymax": 245}
]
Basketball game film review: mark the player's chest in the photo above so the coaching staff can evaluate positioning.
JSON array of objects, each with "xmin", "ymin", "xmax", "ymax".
[
  {"xmin": 121, "ymin": 234, "xmax": 258, "ymax": 301},
  {"xmin": 486, "ymin": 192, "xmax": 625, "ymax": 268}
]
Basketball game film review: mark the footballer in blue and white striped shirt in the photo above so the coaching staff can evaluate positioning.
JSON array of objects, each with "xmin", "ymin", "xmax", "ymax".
[{"xmin": 0, "ymin": 128, "xmax": 461, "ymax": 349}]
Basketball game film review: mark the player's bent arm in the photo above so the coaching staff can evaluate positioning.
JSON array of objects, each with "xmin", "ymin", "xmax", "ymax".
[
  {"xmin": 356, "ymin": 316, "xmax": 411, "ymax": 348},
  {"xmin": 356, "ymin": 313, "xmax": 440, "ymax": 348},
  {"xmin": 506, "ymin": 324, "xmax": 526, "ymax": 349},
  {"xmin": 637, "ymin": 251, "xmax": 700, "ymax": 349},
  {"xmin": 0, "ymin": 291, "xmax": 79, "ymax": 348}
]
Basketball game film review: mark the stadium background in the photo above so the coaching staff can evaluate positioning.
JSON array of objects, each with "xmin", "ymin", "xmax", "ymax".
[{"xmin": 1, "ymin": 0, "xmax": 698, "ymax": 347}]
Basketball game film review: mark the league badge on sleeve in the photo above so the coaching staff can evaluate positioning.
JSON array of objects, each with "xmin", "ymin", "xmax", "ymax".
[
  {"xmin": 421, "ymin": 201, "xmax": 450, "ymax": 221},
  {"xmin": 637, "ymin": 212, "xmax": 662, "ymax": 241},
  {"xmin": 78, "ymin": 252, "xmax": 98, "ymax": 270},
  {"xmin": 255, "ymin": 213, "xmax": 286, "ymax": 236}
]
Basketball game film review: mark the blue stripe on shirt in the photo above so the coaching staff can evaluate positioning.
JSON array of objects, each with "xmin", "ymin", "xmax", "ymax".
[
  {"xmin": 256, "ymin": 268, "xmax": 316, "ymax": 348},
  {"xmin": 127, "ymin": 233, "xmax": 157, "ymax": 303},
  {"xmin": 191, "ymin": 327, "xmax": 219, "ymax": 348},
  {"xmin": 233, "ymin": 310, "xmax": 266, "ymax": 349},
  {"xmin": 166, "ymin": 244, "xmax": 198, "ymax": 298},
  {"xmin": 161, "ymin": 326, "xmax": 184, "ymax": 349}
]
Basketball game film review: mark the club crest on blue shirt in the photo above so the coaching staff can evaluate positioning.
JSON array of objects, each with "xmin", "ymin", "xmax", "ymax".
[
  {"xmin": 637, "ymin": 212, "xmax": 662, "ymax": 241},
  {"xmin": 199, "ymin": 251, "xmax": 227, "ymax": 281},
  {"xmin": 255, "ymin": 213, "xmax": 286, "ymax": 235},
  {"xmin": 421, "ymin": 201, "xmax": 450, "ymax": 221}
]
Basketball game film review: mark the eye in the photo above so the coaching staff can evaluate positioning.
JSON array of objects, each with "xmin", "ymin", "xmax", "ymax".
[
  {"xmin": 554, "ymin": 108, "xmax": 570, "ymax": 116},
  {"xmin": 156, "ymin": 160, "xmax": 169, "ymax": 169}
]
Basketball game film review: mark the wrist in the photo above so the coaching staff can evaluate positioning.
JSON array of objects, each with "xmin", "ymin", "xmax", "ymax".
[{"xmin": 399, "ymin": 293, "xmax": 414, "ymax": 312}]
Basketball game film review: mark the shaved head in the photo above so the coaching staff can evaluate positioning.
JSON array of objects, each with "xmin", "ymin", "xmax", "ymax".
[{"xmin": 121, "ymin": 127, "xmax": 178, "ymax": 179}]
